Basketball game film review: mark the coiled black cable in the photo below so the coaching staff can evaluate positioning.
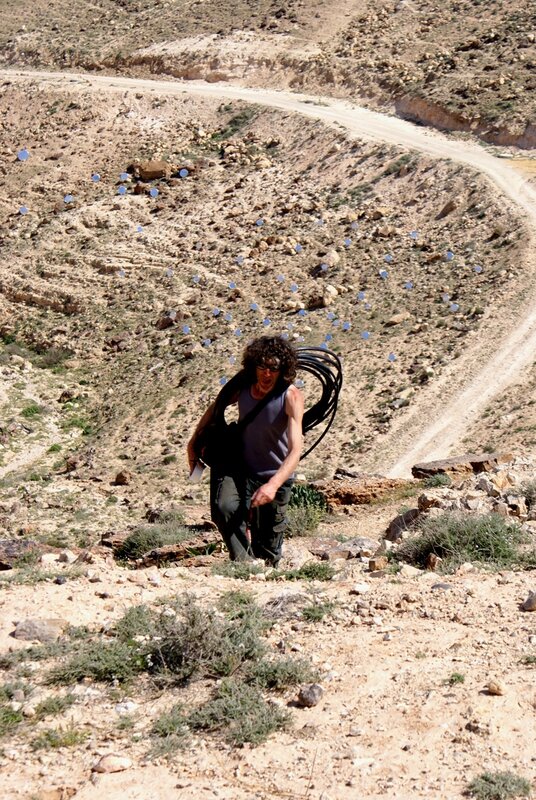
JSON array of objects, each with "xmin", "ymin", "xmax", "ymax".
[
  {"xmin": 296, "ymin": 346, "xmax": 343, "ymax": 460},
  {"xmin": 211, "ymin": 345, "xmax": 343, "ymax": 461}
]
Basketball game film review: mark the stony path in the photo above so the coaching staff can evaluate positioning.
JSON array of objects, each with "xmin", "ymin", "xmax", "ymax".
[{"xmin": 3, "ymin": 68, "xmax": 536, "ymax": 474}]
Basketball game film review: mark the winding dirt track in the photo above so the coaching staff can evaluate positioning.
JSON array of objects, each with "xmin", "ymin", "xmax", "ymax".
[{"xmin": 4, "ymin": 68, "xmax": 536, "ymax": 476}]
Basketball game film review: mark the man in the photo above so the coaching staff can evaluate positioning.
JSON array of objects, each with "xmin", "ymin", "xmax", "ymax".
[{"xmin": 187, "ymin": 336, "xmax": 304, "ymax": 566}]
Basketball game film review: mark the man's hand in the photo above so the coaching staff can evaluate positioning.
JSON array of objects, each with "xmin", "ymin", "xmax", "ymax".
[{"xmin": 250, "ymin": 482, "xmax": 277, "ymax": 507}]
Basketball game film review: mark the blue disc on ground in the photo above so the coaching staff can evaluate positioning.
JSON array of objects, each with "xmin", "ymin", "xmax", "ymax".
[
  {"xmin": 445, "ymin": 250, "xmax": 454, "ymax": 261},
  {"xmin": 166, "ymin": 268, "xmax": 173, "ymax": 278},
  {"xmin": 229, "ymin": 356, "xmax": 236, "ymax": 365},
  {"xmin": 91, "ymin": 173, "xmax": 100, "ymax": 182},
  {"xmin": 281, "ymin": 332, "xmax": 289, "ymax": 340},
  {"xmin": 17, "ymin": 149, "xmax": 29, "ymax": 161},
  {"xmin": 474, "ymin": 265, "xmax": 483, "ymax": 274},
  {"xmin": 316, "ymin": 218, "xmax": 324, "ymax": 226},
  {"xmin": 136, "ymin": 225, "xmax": 143, "ymax": 233},
  {"xmin": 234, "ymin": 328, "xmax": 242, "ymax": 337},
  {"xmin": 357, "ymin": 291, "xmax": 366, "ymax": 301},
  {"xmin": 255, "ymin": 218, "xmax": 264, "ymax": 227},
  {"xmin": 224, "ymin": 313, "xmax": 232, "ymax": 322},
  {"xmin": 286, "ymin": 323, "xmax": 294, "ymax": 330},
  {"xmin": 169, "ymin": 310, "xmax": 177, "ymax": 320},
  {"xmin": 320, "ymin": 342, "xmax": 328, "ymax": 350},
  {"xmin": 295, "ymin": 244, "xmax": 303, "ymax": 253},
  {"xmin": 332, "ymin": 319, "xmax": 340, "ymax": 327},
  {"xmin": 325, "ymin": 334, "xmax": 333, "ymax": 342},
  {"xmin": 236, "ymin": 256, "xmax": 244, "ymax": 265},
  {"xmin": 179, "ymin": 168, "xmax": 189, "ymax": 178},
  {"xmin": 118, "ymin": 185, "xmax": 127, "ymax": 195},
  {"xmin": 364, "ymin": 303, "xmax": 372, "ymax": 310},
  {"xmin": 19, "ymin": 206, "xmax": 29, "ymax": 215},
  {"xmin": 450, "ymin": 303, "xmax": 460, "ymax": 312},
  {"xmin": 229, "ymin": 281, "xmax": 237, "ymax": 289},
  {"xmin": 361, "ymin": 331, "xmax": 371, "ymax": 340},
  {"xmin": 384, "ymin": 254, "xmax": 393, "ymax": 263},
  {"xmin": 219, "ymin": 377, "xmax": 228, "ymax": 385},
  {"xmin": 212, "ymin": 308, "xmax": 220, "ymax": 317},
  {"xmin": 263, "ymin": 318, "xmax": 271, "ymax": 327},
  {"xmin": 320, "ymin": 263, "xmax": 329, "ymax": 272},
  {"xmin": 298, "ymin": 309, "xmax": 307, "ymax": 317},
  {"xmin": 342, "ymin": 321, "xmax": 351, "ymax": 331},
  {"xmin": 295, "ymin": 379, "xmax": 305, "ymax": 388},
  {"xmin": 326, "ymin": 311, "xmax": 336, "ymax": 320},
  {"xmin": 379, "ymin": 269, "xmax": 388, "ymax": 280},
  {"xmin": 182, "ymin": 325, "xmax": 191, "ymax": 334},
  {"xmin": 250, "ymin": 303, "xmax": 259, "ymax": 311},
  {"xmin": 203, "ymin": 339, "xmax": 212, "ymax": 347},
  {"xmin": 351, "ymin": 221, "xmax": 359, "ymax": 230},
  {"xmin": 410, "ymin": 230, "xmax": 419, "ymax": 239},
  {"xmin": 404, "ymin": 281, "xmax": 413, "ymax": 290},
  {"xmin": 290, "ymin": 283, "xmax": 298, "ymax": 293},
  {"xmin": 118, "ymin": 269, "xmax": 125, "ymax": 278},
  {"xmin": 150, "ymin": 187, "xmax": 159, "ymax": 198},
  {"xmin": 388, "ymin": 352, "xmax": 397, "ymax": 362},
  {"xmin": 64, "ymin": 194, "xmax": 74, "ymax": 204},
  {"xmin": 120, "ymin": 172, "xmax": 129, "ymax": 181},
  {"xmin": 193, "ymin": 275, "xmax": 200, "ymax": 284},
  {"xmin": 442, "ymin": 293, "xmax": 450, "ymax": 303},
  {"xmin": 277, "ymin": 274, "xmax": 285, "ymax": 282},
  {"xmin": 344, "ymin": 238, "xmax": 352, "ymax": 248}
]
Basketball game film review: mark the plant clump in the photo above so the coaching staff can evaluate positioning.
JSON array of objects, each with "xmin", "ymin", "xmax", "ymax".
[
  {"xmin": 396, "ymin": 513, "xmax": 535, "ymax": 573},
  {"xmin": 465, "ymin": 771, "xmax": 532, "ymax": 800}
]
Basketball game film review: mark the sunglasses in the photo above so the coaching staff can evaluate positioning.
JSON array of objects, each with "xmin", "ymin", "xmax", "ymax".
[{"xmin": 256, "ymin": 361, "xmax": 280, "ymax": 373}]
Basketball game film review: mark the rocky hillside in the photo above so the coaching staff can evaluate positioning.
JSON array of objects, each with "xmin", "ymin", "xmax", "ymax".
[{"xmin": 1, "ymin": 1, "xmax": 536, "ymax": 144}]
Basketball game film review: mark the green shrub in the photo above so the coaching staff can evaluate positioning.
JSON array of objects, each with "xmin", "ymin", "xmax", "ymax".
[
  {"xmin": 115, "ymin": 522, "xmax": 193, "ymax": 561},
  {"xmin": 188, "ymin": 679, "xmax": 290, "ymax": 746},
  {"xmin": 423, "ymin": 473, "xmax": 452, "ymax": 488},
  {"xmin": 521, "ymin": 480, "xmax": 536, "ymax": 511},
  {"xmin": 267, "ymin": 561, "xmax": 336, "ymax": 582},
  {"xmin": 31, "ymin": 725, "xmax": 89, "ymax": 750},
  {"xmin": 48, "ymin": 641, "xmax": 145, "ymax": 685},
  {"xmin": 301, "ymin": 600, "xmax": 335, "ymax": 622},
  {"xmin": 289, "ymin": 484, "xmax": 328, "ymax": 511},
  {"xmin": 396, "ymin": 513, "xmax": 533, "ymax": 573},
  {"xmin": 114, "ymin": 605, "xmax": 155, "ymax": 642},
  {"xmin": 34, "ymin": 694, "xmax": 75, "ymax": 719},
  {"xmin": 465, "ymin": 771, "xmax": 532, "ymax": 799},
  {"xmin": 0, "ymin": 703, "xmax": 23, "ymax": 738},
  {"xmin": 247, "ymin": 657, "xmax": 317, "ymax": 689},
  {"xmin": 211, "ymin": 561, "xmax": 265, "ymax": 580},
  {"xmin": 21, "ymin": 403, "xmax": 43, "ymax": 418},
  {"xmin": 446, "ymin": 672, "xmax": 465, "ymax": 685}
]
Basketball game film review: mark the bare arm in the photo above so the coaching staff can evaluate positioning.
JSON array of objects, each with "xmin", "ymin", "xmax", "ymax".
[{"xmin": 250, "ymin": 385, "xmax": 304, "ymax": 507}]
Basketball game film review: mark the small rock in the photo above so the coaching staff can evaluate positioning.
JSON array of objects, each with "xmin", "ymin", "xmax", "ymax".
[
  {"xmin": 113, "ymin": 470, "xmax": 132, "ymax": 486},
  {"xmin": 297, "ymin": 684, "xmax": 324, "ymax": 708},
  {"xmin": 399, "ymin": 564, "xmax": 423, "ymax": 578},
  {"xmin": 521, "ymin": 591, "xmax": 536, "ymax": 612},
  {"xmin": 349, "ymin": 583, "xmax": 370, "ymax": 595},
  {"xmin": 368, "ymin": 556, "xmax": 388, "ymax": 572},
  {"xmin": 92, "ymin": 754, "xmax": 133, "ymax": 773},
  {"xmin": 13, "ymin": 618, "xmax": 67, "ymax": 643},
  {"xmin": 486, "ymin": 679, "xmax": 505, "ymax": 696}
]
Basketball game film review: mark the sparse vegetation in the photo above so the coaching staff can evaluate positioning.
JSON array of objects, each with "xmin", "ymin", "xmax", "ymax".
[
  {"xmin": 301, "ymin": 600, "xmax": 335, "ymax": 622},
  {"xmin": 247, "ymin": 657, "xmax": 318, "ymax": 689},
  {"xmin": 423, "ymin": 473, "xmax": 452, "ymax": 488},
  {"xmin": 115, "ymin": 520, "xmax": 192, "ymax": 561},
  {"xmin": 396, "ymin": 513, "xmax": 535, "ymax": 573},
  {"xmin": 446, "ymin": 672, "xmax": 465, "ymax": 685},
  {"xmin": 0, "ymin": 703, "xmax": 23, "ymax": 738},
  {"xmin": 31, "ymin": 725, "xmax": 89, "ymax": 750},
  {"xmin": 267, "ymin": 561, "xmax": 337, "ymax": 582},
  {"xmin": 465, "ymin": 771, "xmax": 532, "ymax": 800}
]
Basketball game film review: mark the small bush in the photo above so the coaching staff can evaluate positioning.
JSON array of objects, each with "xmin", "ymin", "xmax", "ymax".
[
  {"xmin": 0, "ymin": 703, "xmax": 23, "ymax": 738},
  {"xmin": 465, "ymin": 771, "xmax": 532, "ymax": 799},
  {"xmin": 248, "ymin": 657, "xmax": 317, "ymax": 690},
  {"xmin": 211, "ymin": 561, "xmax": 265, "ymax": 580},
  {"xmin": 267, "ymin": 562, "xmax": 337, "ymax": 582},
  {"xmin": 48, "ymin": 444, "xmax": 62, "ymax": 453},
  {"xmin": 446, "ymin": 672, "xmax": 465, "ymax": 685},
  {"xmin": 114, "ymin": 605, "xmax": 155, "ymax": 642},
  {"xmin": 521, "ymin": 480, "xmax": 536, "ymax": 511},
  {"xmin": 151, "ymin": 704, "xmax": 190, "ymax": 756},
  {"xmin": 34, "ymin": 694, "xmax": 75, "ymax": 719},
  {"xmin": 286, "ymin": 484, "xmax": 328, "ymax": 537},
  {"xmin": 301, "ymin": 600, "xmax": 335, "ymax": 622},
  {"xmin": 115, "ymin": 522, "xmax": 193, "ymax": 561},
  {"xmin": 423, "ymin": 473, "xmax": 452, "ymax": 488},
  {"xmin": 396, "ymin": 513, "xmax": 533, "ymax": 573},
  {"xmin": 289, "ymin": 484, "xmax": 328, "ymax": 512},
  {"xmin": 48, "ymin": 641, "xmax": 145, "ymax": 685},
  {"xmin": 21, "ymin": 403, "xmax": 43, "ymax": 418},
  {"xmin": 38, "ymin": 347, "xmax": 72, "ymax": 369},
  {"xmin": 31, "ymin": 725, "xmax": 89, "ymax": 750},
  {"xmin": 188, "ymin": 679, "xmax": 290, "ymax": 746}
]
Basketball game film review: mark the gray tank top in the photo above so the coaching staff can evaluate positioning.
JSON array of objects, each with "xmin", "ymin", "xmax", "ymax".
[{"xmin": 239, "ymin": 387, "xmax": 289, "ymax": 478}]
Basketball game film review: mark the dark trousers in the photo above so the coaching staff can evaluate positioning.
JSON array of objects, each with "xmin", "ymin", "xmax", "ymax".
[{"xmin": 210, "ymin": 470, "xmax": 292, "ymax": 565}]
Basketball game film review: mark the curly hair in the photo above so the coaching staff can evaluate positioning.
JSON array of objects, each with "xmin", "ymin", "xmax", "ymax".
[{"xmin": 241, "ymin": 336, "xmax": 298, "ymax": 385}]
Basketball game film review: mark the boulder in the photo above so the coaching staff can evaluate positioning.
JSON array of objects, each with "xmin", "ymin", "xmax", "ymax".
[
  {"xmin": 129, "ymin": 160, "xmax": 172, "ymax": 181},
  {"xmin": 412, "ymin": 452, "xmax": 513, "ymax": 479},
  {"xmin": 13, "ymin": 618, "xmax": 68, "ymax": 643},
  {"xmin": 386, "ymin": 508, "xmax": 420, "ymax": 541},
  {"xmin": 312, "ymin": 476, "xmax": 414, "ymax": 508}
]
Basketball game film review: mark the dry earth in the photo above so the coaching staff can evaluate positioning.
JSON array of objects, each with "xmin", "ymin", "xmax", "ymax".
[{"xmin": 2, "ymin": 6, "xmax": 536, "ymax": 800}]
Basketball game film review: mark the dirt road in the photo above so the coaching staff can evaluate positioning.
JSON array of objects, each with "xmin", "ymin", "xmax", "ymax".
[{"xmin": 4, "ymin": 68, "xmax": 536, "ymax": 475}]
